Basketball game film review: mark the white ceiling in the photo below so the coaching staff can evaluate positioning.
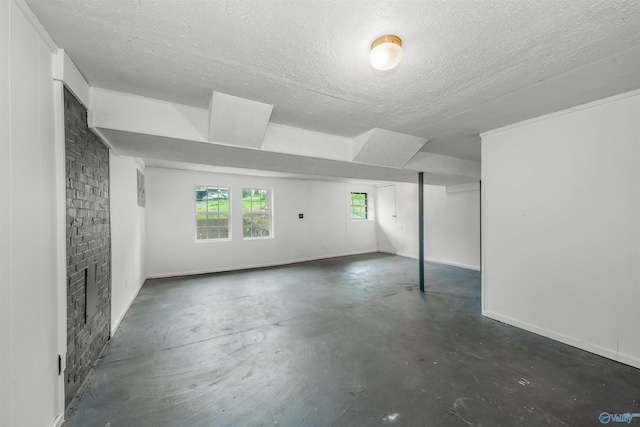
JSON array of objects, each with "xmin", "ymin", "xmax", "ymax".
[{"xmin": 26, "ymin": 0, "xmax": 640, "ymax": 164}]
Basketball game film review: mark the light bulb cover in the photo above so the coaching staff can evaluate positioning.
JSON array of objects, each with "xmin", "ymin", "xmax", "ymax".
[{"xmin": 369, "ymin": 35, "xmax": 403, "ymax": 71}]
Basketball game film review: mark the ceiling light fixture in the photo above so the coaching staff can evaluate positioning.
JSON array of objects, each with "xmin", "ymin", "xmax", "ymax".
[{"xmin": 369, "ymin": 35, "xmax": 403, "ymax": 71}]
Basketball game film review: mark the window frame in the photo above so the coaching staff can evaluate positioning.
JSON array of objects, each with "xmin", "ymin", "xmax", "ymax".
[
  {"xmin": 195, "ymin": 186, "xmax": 231, "ymax": 242},
  {"xmin": 350, "ymin": 192, "xmax": 369, "ymax": 220},
  {"xmin": 241, "ymin": 187, "xmax": 274, "ymax": 240}
]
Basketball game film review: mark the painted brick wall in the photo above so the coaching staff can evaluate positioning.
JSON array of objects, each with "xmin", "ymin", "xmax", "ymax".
[{"xmin": 64, "ymin": 87, "xmax": 111, "ymax": 406}]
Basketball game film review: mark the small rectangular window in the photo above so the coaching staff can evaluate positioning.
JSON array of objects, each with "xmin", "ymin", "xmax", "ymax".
[
  {"xmin": 136, "ymin": 170, "xmax": 145, "ymax": 207},
  {"xmin": 350, "ymin": 192, "xmax": 368, "ymax": 220},
  {"xmin": 196, "ymin": 186, "xmax": 230, "ymax": 240},
  {"xmin": 242, "ymin": 188, "xmax": 272, "ymax": 238}
]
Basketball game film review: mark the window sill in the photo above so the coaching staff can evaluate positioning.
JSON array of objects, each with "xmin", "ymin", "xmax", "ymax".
[{"xmin": 195, "ymin": 238, "xmax": 232, "ymax": 243}]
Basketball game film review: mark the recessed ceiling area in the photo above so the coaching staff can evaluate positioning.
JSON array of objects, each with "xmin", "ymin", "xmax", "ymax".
[{"xmin": 26, "ymin": 0, "xmax": 640, "ymax": 167}]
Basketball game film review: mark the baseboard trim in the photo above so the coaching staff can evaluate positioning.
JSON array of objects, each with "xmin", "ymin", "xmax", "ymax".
[
  {"xmin": 483, "ymin": 310, "xmax": 640, "ymax": 370},
  {"xmin": 111, "ymin": 276, "xmax": 147, "ymax": 336},
  {"xmin": 50, "ymin": 412, "xmax": 64, "ymax": 427},
  {"xmin": 425, "ymin": 257, "xmax": 480, "ymax": 271},
  {"xmin": 146, "ymin": 250, "xmax": 379, "ymax": 279},
  {"xmin": 396, "ymin": 252, "xmax": 480, "ymax": 271},
  {"xmin": 617, "ymin": 352, "xmax": 640, "ymax": 370},
  {"xmin": 396, "ymin": 252, "xmax": 416, "ymax": 260}
]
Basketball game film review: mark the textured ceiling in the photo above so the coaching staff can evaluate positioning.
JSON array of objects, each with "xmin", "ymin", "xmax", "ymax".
[{"xmin": 26, "ymin": 0, "xmax": 640, "ymax": 162}]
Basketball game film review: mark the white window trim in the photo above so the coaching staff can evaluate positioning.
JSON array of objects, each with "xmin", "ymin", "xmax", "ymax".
[
  {"xmin": 242, "ymin": 187, "xmax": 274, "ymax": 240},
  {"xmin": 195, "ymin": 185, "xmax": 231, "ymax": 243},
  {"xmin": 350, "ymin": 191, "xmax": 370, "ymax": 221}
]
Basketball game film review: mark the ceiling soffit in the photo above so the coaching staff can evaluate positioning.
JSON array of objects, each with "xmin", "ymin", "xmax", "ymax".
[
  {"xmin": 353, "ymin": 128, "xmax": 426, "ymax": 168},
  {"xmin": 208, "ymin": 92, "xmax": 273, "ymax": 149},
  {"xmin": 90, "ymin": 88, "xmax": 480, "ymax": 184}
]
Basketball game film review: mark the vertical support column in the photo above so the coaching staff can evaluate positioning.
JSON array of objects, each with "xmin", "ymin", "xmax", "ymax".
[
  {"xmin": 52, "ymin": 80, "xmax": 68, "ymax": 414},
  {"xmin": 479, "ymin": 180, "xmax": 482, "ymax": 272},
  {"xmin": 418, "ymin": 172, "xmax": 425, "ymax": 292}
]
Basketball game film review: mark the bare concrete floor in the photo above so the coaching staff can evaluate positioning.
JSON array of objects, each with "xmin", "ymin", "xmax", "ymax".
[{"xmin": 64, "ymin": 253, "xmax": 640, "ymax": 426}]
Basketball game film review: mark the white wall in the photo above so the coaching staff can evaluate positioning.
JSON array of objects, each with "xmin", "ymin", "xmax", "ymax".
[
  {"xmin": 425, "ymin": 185, "xmax": 480, "ymax": 270},
  {"xmin": 145, "ymin": 168, "xmax": 377, "ymax": 277},
  {"xmin": 392, "ymin": 182, "xmax": 481, "ymax": 270},
  {"xmin": 0, "ymin": 1, "xmax": 63, "ymax": 426},
  {"xmin": 394, "ymin": 183, "xmax": 417, "ymax": 257},
  {"xmin": 481, "ymin": 90, "xmax": 640, "ymax": 369},
  {"xmin": 110, "ymin": 154, "xmax": 146, "ymax": 334}
]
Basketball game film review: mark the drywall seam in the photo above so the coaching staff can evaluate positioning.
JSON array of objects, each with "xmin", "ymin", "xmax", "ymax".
[
  {"xmin": 2, "ymin": 3, "xmax": 14, "ymax": 424},
  {"xmin": 12, "ymin": 0, "xmax": 57, "ymax": 53}
]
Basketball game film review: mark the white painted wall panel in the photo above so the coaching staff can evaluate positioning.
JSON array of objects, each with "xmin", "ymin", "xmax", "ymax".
[
  {"xmin": 308, "ymin": 181, "xmax": 347, "ymax": 258},
  {"xmin": 392, "ymin": 182, "xmax": 481, "ymax": 270},
  {"xmin": 37, "ymin": 33, "xmax": 59, "ymax": 423},
  {"xmin": 394, "ymin": 183, "xmax": 417, "ymax": 257},
  {"xmin": 481, "ymin": 90, "xmax": 640, "ymax": 369},
  {"xmin": 145, "ymin": 168, "xmax": 377, "ymax": 278},
  {"xmin": 0, "ymin": 2, "xmax": 11, "ymax": 424},
  {"xmin": 424, "ymin": 185, "xmax": 480, "ymax": 270},
  {"xmin": 110, "ymin": 155, "xmax": 146, "ymax": 334},
  {"xmin": 0, "ymin": 2, "xmax": 62, "ymax": 425}
]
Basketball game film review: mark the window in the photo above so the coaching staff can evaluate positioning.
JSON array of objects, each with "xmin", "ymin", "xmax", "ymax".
[
  {"xmin": 242, "ymin": 188, "xmax": 272, "ymax": 238},
  {"xmin": 350, "ymin": 192, "xmax": 368, "ymax": 220},
  {"xmin": 195, "ymin": 186, "xmax": 230, "ymax": 240},
  {"xmin": 136, "ymin": 170, "xmax": 145, "ymax": 207}
]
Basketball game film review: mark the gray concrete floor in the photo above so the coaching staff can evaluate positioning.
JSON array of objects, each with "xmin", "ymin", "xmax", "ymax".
[{"xmin": 64, "ymin": 253, "xmax": 640, "ymax": 426}]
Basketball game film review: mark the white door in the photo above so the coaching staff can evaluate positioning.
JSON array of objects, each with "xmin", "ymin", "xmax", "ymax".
[{"xmin": 376, "ymin": 185, "xmax": 397, "ymax": 254}]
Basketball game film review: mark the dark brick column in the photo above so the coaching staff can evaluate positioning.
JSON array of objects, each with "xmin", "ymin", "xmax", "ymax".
[{"xmin": 64, "ymin": 87, "xmax": 111, "ymax": 406}]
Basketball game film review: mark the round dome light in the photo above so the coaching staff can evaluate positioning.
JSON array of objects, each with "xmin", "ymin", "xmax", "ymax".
[{"xmin": 369, "ymin": 35, "xmax": 403, "ymax": 71}]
